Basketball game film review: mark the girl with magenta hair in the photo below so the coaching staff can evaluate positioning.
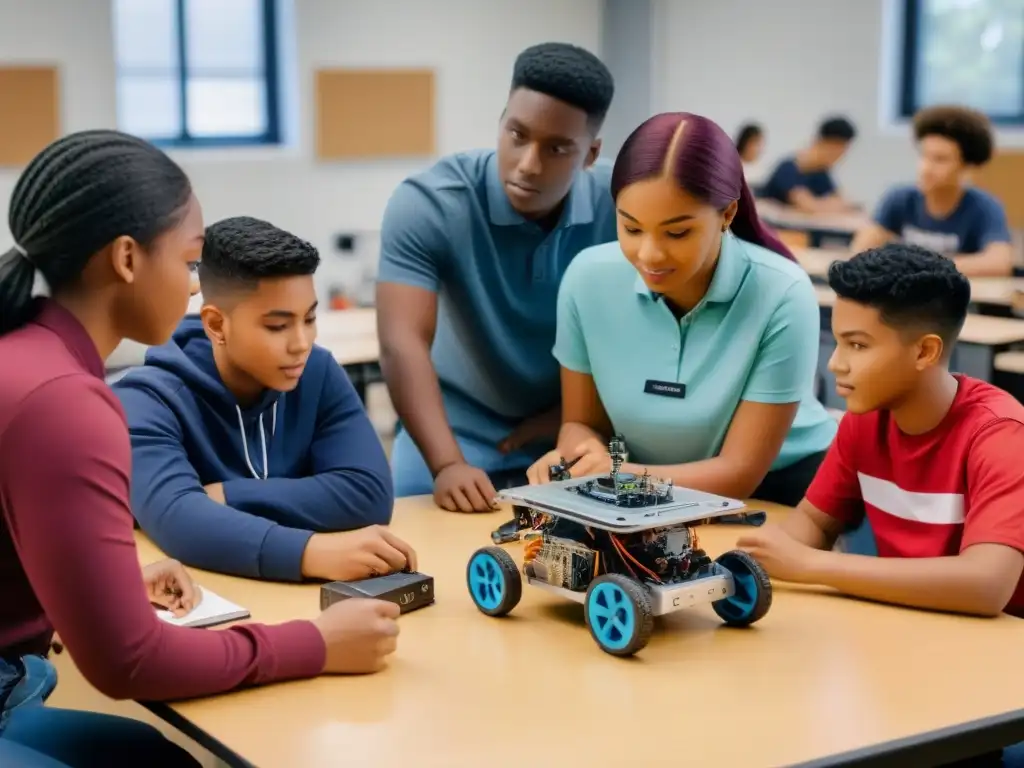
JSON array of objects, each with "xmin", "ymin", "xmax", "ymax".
[{"xmin": 526, "ymin": 112, "xmax": 837, "ymax": 505}]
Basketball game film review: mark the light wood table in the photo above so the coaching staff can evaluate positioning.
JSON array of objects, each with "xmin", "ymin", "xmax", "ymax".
[
  {"xmin": 133, "ymin": 497, "xmax": 1024, "ymax": 768},
  {"xmin": 757, "ymin": 200, "xmax": 870, "ymax": 246},
  {"xmin": 315, "ymin": 308, "xmax": 380, "ymax": 400}
]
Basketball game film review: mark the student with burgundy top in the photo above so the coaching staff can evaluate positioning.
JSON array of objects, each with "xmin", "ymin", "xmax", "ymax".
[
  {"xmin": 0, "ymin": 131, "xmax": 405, "ymax": 766},
  {"xmin": 736, "ymin": 243, "xmax": 1024, "ymax": 619}
]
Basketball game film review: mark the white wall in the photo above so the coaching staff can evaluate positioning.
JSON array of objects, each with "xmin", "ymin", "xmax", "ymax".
[
  {"xmin": 0, "ymin": 0, "xmax": 603, "ymax": 297},
  {"xmin": 651, "ymin": 0, "xmax": 910, "ymax": 207}
]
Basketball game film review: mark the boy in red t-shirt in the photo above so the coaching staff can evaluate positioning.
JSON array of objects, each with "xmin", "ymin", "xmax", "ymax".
[{"xmin": 737, "ymin": 242, "xmax": 1024, "ymax": 618}]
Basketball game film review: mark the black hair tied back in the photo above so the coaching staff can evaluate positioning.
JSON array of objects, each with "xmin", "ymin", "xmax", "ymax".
[
  {"xmin": 0, "ymin": 129, "xmax": 193, "ymax": 336},
  {"xmin": 0, "ymin": 245, "xmax": 37, "ymax": 333}
]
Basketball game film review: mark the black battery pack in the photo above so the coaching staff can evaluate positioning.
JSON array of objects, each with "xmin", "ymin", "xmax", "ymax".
[{"xmin": 320, "ymin": 571, "xmax": 435, "ymax": 614}]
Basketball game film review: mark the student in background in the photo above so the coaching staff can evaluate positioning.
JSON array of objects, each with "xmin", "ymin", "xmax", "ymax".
[
  {"xmin": 851, "ymin": 106, "xmax": 1012, "ymax": 277},
  {"xmin": 738, "ymin": 244, "xmax": 1024, "ymax": 618},
  {"xmin": 0, "ymin": 132, "xmax": 400, "ymax": 767},
  {"xmin": 526, "ymin": 113, "xmax": 838, "ymax": 506},
  {"xmin": 735, "ymin": 122, "xmax": 766, "ymax": 185},
  {"xmin": 376, "ymin": 42, "xmax": 617, "ymax": 512},
  {"xmin": 114, "ymin": 216, "xmax": 411, "ymax": 583},
  {"xmin": 761, "ymin": 116, "xmax": 858, "ymax": 213}
]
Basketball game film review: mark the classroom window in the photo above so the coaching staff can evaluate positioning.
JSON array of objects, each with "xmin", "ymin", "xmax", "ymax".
[
  {"xmin": 899, "ymin": 0, "xmax": 1024, "ymax": 123},
  {"xmin": 113, "ymin": 0, "xmax": 281, "ymax": 146}
]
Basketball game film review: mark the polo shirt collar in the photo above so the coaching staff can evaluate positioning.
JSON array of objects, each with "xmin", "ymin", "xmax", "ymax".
[
  {"xmin": 32, "ymin": 298, "xmax": 105, "ymax": 379},
  {"xmin": 485, "ymin": 150, "xmax": 596, "ymax": 228},
  {"xmin": 633, "ymin": 231, "xmax": 747, "ymax": 304}
]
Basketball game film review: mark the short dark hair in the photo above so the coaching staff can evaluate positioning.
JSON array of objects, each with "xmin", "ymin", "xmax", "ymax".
[
  {"xmin": 0, "ymin": 130, "xmax": 192, "ymax": 335},
  {"xmin": 510, "ymin": 42, "xmax": 614, "ymax": 131},
  {"xmin": 735, "ymin": 122, "xmax": 763, "ymax": 155},
  {"xmin": 818, "ymin": 116, "xmax": 857, "ymax": 143},
  {"xmin": 828, "ymin": 242, "xmax": 970, "ymax": 347},
  {"xmin": 913, "ymin": 105, "xmax": 994, "ymax": 166},
  {"xmin": 198, "ymin": 216, "xmax": 320, "ymax": 301}
]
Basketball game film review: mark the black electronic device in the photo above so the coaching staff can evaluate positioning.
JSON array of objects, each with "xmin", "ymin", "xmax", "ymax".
[{"xmin": 320, "ymin": 571, "xmax": 435, "ymax": 614}]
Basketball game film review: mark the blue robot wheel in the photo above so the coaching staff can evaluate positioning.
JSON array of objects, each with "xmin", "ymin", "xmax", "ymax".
[
  {"xmin": 466, "ymin": 546, "xmax": 522, "ymax": 617},
  {"xmin": 584, "ymin": 574, "xmax": 654, "ymax": 656},
  {"xmin": 712, "ymin": 549, "xmax": 773, "ymax": 627}
]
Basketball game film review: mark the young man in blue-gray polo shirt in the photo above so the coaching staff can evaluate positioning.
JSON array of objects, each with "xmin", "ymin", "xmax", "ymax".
[
  {"xmin": 375, "ymin": 42, "xmax": 616, "ymax": 512},
  {"xmin": 851, "ymin": 105, "xmax": 1013, "ymax": 278}
]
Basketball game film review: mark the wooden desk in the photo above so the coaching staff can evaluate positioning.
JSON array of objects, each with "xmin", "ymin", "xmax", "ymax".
[
  {"xmin": 814, "ymin": 286, "xmax": 1024, "ymax": 407},
  {"xmin": 757, "ymin": 200, "xmax": 870, "ymax": 246},
  {"xmin": 316, "ymin": 308, "xmax": 381, "ymax": 401},
  {"xmin": 134, "ymin": 498, "xmax": 1024, "ymax": 768}
]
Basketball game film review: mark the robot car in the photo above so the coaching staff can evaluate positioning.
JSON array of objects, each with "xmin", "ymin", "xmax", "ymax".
[{"xmin": 466, "ymin": 436, "xmax": 773, "ymax": 657}]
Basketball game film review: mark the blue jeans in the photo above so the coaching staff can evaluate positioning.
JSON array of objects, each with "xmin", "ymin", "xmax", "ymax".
[
  {"xmin": 0, "ymin": 655, "xmax": 58, "ymax": 728},
  {"xmin": 0, "ymin": 707, "xmax": 200, "ymax": 767}
]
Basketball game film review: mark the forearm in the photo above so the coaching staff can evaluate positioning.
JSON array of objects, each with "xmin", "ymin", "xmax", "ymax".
[
  {"xmin": 623, "ymin": 456, "xmax": 758, "ymax": 500},
  {"xmin": 953, "ymin": 251, "xmax": 1013, "ymax": 277},
  {"xmin": 138, "ymin": 494, "xmax": 312, "ymax": 581},
  {"xmin": 800, "ymin": 549, "xmax": 1006, "ymax": 617},
  {"xmin": 223, "ymin": 471, "xmax": 394, "ymax": 530},
  {"xmin": 380, "ymin": 342, "xmax": 462, "ymax": 474},
  {"xmin": 556, "ymin": 421, "xmax": 606, "ymax": 455}
]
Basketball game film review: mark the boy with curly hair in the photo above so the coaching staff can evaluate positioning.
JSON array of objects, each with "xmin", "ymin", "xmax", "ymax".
[{"xmin": 852, "ymin": 105, "xmax": 1013, "ymax": 276}]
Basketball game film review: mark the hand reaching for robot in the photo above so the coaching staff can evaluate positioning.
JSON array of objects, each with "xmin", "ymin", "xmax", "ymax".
[
  {"xmin": 735, "ymin": 525, "xmax": 820, "ymax": 584},
  {"xmin": 526, "ymin": 438, "xmax": 612, "ymax": 485}
]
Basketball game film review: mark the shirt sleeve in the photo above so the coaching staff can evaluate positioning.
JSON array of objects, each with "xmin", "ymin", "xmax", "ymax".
[
  {"xmin": 961, "ymin": 419, "xmax": 1024, "ymax": 553},
  {"xmin": 0, "ymin": 376, "xmax": 325, "ymax": 702},
  {"xmin": 767, "ymin": 160, "xmax": 801, "ymax": 201},
  {"xmin": 872, "ymin": 187, "xmax": 906, "ymax": 234},
  {"xmin": 551, "ymin": 258, "xmax": 591, "ymax": 374},
  {"xmin": 741, "ymin": 279, "xmax": 821, "ymax": 404},
  {"xmin": 375, "ymin": 179, "xmax": 449, "ymax": 292},
  {"xmin": 804, "ymin": 414, "xmax": 865, "ymax": 526},
  {"xmin": 976, "ymin": 195, "xmax": 1012, "ymax": 250}
]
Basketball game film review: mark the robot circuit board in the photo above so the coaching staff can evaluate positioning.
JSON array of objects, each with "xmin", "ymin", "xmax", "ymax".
[{"xmin": 498, "ymin": 476, "xmax": 744, "ymax": 532}]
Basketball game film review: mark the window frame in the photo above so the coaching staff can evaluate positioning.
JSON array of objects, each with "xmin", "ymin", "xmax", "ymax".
[
  {"xmin": 115, "ymin": 0, "xmax": 282, "ymax": 148},
  {"xmin": 898, "ymin": 0, "xmax": 1024, "ymax": 125}
]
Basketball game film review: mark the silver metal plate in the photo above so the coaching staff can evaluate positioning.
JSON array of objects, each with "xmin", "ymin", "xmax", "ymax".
[
  {"xmin": 524, "ymin": 566, "xmax": 734, "ymax": 617},
  {"xmin": 499, "ymin": 477, "xmax": 745, "ymax": 532}
]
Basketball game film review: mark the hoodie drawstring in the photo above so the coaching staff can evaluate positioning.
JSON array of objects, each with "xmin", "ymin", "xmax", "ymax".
[{"xmin": 235, "ymin": 402, "xmax": 277, "ymax": 480}]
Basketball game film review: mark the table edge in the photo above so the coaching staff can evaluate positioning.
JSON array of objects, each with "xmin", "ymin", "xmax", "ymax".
[{"xmin": 139, "ymin": 700, "xmax": 1024, "ymax": 768}]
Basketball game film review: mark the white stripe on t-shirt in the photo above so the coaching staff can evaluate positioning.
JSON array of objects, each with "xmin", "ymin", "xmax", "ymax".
[{"xmin": 857, "ymin": 472, "xmax": 965, "ymax": 525}]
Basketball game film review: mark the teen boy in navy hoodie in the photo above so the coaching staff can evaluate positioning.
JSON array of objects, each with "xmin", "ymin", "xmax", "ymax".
[{"xmin": 114, "ymin": 217, "xmax": 411, "ymax": 582}]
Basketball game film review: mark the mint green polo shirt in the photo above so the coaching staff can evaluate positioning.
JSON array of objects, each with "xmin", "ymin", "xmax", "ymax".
[{"xmin": 553, "ymin": 232, "xmax": 837, "ymax": 469}]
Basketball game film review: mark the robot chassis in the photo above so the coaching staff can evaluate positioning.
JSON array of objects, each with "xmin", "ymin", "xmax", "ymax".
[{"xmin": 465, "ymin": 436, "xmax": 773, "ymax": 656}]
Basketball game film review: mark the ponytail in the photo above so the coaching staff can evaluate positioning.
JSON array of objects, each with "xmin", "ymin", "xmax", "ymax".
[
  {"xmin": 730, "ymin": 177, "xmax": 795, "ymax": 261},
  {"xmin": 0, "ymin": 246, "xmax": 37, "ymax": 335}
]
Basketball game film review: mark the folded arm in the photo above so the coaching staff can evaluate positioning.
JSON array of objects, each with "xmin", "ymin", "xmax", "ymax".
[
  {"xmin": 221, "ymin": 359, "xmax": 393, "ymax": 530},
  {"xmin": 119, "ymin": 386, "xmax": 313, "ymax": 581},
  {"xmin": 1, "ymin": 379, "xmax": 324, "ymax": 702},
  {"xmin": 774, "ymin": 501, "xmax": 1022, "ymax": 617},
  {"xmin": 953, "ymin": 242, "xmax": 1014, "ymax": 277}
]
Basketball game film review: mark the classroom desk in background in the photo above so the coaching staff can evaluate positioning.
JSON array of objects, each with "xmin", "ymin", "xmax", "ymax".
[
  {"xmin": 756, "ymin": 200, "xmax": 871, "ymax": 247},
  {"xmin": 129, "ymin": 497, "xmax": 1024, "ymax": 768},
  {"xmin": 795, "ymin": 248, "xmax": 1024, "ymax": 313},
  {"xmin": 814, "ymin": 285, "xmax": 1024, "ymax": 408}
]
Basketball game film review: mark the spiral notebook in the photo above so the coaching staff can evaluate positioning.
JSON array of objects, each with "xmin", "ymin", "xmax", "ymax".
[{"xmin": 155, "ymin": 586, "xmax": 250, "ymax": 629}]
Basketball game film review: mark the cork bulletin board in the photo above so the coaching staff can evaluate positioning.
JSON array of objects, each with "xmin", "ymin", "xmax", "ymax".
[
  {"xmin": 0, "ymin": 66, "xmax": 60, "ymax": 167},
  {"xmin": 314, "ymin": 68, "xmax": 435, "ymax": 160}
]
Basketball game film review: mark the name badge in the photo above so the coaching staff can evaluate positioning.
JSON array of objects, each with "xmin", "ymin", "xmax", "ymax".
[{"xmin": 644, "ymin": 379, "xmax": 685, "ymax": 399}]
